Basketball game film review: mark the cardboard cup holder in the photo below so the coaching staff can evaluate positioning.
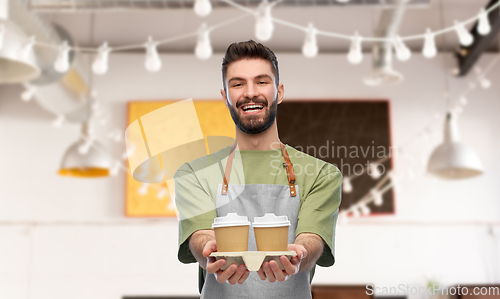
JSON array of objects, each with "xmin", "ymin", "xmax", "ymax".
[{"xmin": 209, "ymin": 251, "xmax": 297, "ymax": 271}]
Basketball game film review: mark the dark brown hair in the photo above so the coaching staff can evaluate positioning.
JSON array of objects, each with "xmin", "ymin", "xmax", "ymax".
[{"xmin": 221, "ymin": 40, "xmax": 279, "ymax": 90}]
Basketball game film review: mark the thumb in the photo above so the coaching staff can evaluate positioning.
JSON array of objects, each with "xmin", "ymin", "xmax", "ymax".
[{"xmin": 202, "ymin": 241, "xmax": 217, "ymax": 257}]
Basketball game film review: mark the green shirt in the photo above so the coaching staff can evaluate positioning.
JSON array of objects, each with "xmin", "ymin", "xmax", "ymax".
[{"xmin": 174, "ymin": 144, "xmax": 342, "ymax": 289}]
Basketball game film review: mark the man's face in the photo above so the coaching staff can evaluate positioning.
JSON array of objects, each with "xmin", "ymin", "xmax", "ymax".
[{"xmin": 221, "ymin": 58, "xmax": 284, "ymax": 134}]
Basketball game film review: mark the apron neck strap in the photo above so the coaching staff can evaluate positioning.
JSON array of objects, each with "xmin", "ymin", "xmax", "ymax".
[{"xmin": 221, "ymin": 142, "xmax": 297, "ymax": 197}]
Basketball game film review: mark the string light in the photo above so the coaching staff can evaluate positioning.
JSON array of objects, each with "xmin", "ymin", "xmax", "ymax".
[
  {"xmin": 194, "ymin": 0, "xmax": 212, "ymax": 17},
  {"xmin": 138, "ymin": 183, "xmax": 150, "ymax": 195},
  {"xmin": 369, "ymin": 163, "xmax": 382, "ymax": 179},
  {"xmin": 459, "ymin": 95, "xmax": 468, "ymax": 105},
  {"xmin": 19, "ymin": 36, "xmax": 36, "ymax": 60},
  {"xmin": 302, "ymin": 23, "xmax": 318, "ymax": 58},
  {"xmin": 92, "ymin": 42, "xmax": 111, "ymax": 75},
  {"xmin": 255, "ymin": 0, "xmax": 274, "ymax": 42},
  {"xmin": 479, "ymin": 77, "xmax": 491, "ymax": 89},
  {"xmin": 144, "ymin": 37, "xmax": 162, "ymax": 72},
  {"xmin": 52, "ymin": 115, "xmax": 65, "ymax": 128},
  {"xmin": 371, "ymin": 190, "xmax": 383, "ymax": 206},
  {"xmin": 360, "ymin": 204, "xmax": 370, "ymax": 216},
  {"xmin": 54, "ymin": 41, "xmax": 71, "ymax": 73},
  {"xmin": 195, "ymin": 23, "xmax": 213, "ymax": 60},
  {"xmin": 454, "ymin": 21, "xmax": 474, "ymax": 47},
  {"xmin": 342, "ymin": 177, "xmax": 353, "ymax": 193},
  {"xmin": 351, "ymin": 208, "xmax": 360, "ymax": 217},
  {"xmin": 393, "ymin": 35, "xmax": 411, "ymax": 61},
  {"xmin": 78, "ymin": 139, "xmax": 93, "ymax": 155},
  {"xmin": 347, "ymin": 31, "xmax": 363, "ymax": 64},
  {"xmin": 477, "ymin": 8, "xmax": 491, "ymax": 36},
  {"xmin": 422, "ymin": 28, "xmax": 437, "ymax": 59},
  {"xmin": 109, "ymin": 161, "xmax": 121, "ymax": 176},
  {"xmin": 157, "ymin": 188, "xmax": 168, "ymax": 199},
  {"xmin": 21, "ymin": 85, "xmax": 37, "ymax": 102}
]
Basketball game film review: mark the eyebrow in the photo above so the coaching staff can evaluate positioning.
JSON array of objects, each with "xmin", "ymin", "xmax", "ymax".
[{"xmin": 228, "ymin": 74, "xmax": 273, "ymax": 84}]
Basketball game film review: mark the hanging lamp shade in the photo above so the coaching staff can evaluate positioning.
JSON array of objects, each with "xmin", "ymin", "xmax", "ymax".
[
  {"xmin": 364, "ymin": 65, "xmax": 404, "ymax": 86},
  {"xmin": 58, "ymin": 123, "xmax": 112, "ymax": 178},
  {"xmin": 427, "ymin": 113, "xmax": 483, "ymax": 179},
  {"xmin": 0, "ymin": 18, "xmax": 41, "ymax": 83}
]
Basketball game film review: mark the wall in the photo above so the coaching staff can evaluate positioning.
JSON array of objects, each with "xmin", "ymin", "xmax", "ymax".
[{"xmin": 0, "ymin": 52, "xmax": 499, "ymax": 299}]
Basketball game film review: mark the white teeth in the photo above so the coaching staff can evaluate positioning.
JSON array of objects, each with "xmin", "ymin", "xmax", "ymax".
[{"xmin": 242, "ymin": 104, "xmax": 264, "ymax": 111}]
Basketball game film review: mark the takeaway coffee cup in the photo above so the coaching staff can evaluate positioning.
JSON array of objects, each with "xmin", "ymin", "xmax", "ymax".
[
  {"xmin": 252, "ymin": 213, "xmax": 291, "ymax": 251},
  {"xmin": 212, "ymin": 213, "xmax": 251, "ymax": 252}
]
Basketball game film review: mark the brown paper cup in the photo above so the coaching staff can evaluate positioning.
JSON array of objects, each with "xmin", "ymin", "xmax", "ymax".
[
  {"xmin": 214, "ymin": 225, "xmax": 250, "ymax": 252},
  {"xmin": 254, "ymin": 226, "xmax": 289, "ymax": 251}
]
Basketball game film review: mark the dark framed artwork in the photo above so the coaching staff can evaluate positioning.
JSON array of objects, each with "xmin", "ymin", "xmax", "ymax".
[{"xmin": 277, "ymin": 100, "xmax": 395, "ymax": 215}]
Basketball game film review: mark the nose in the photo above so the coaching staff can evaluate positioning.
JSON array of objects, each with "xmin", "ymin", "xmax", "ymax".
[{"xmin": 243, "ymin": 82, "xmax": 259, "ymax": 99}]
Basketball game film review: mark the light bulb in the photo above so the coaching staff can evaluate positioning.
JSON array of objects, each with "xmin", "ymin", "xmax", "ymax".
[
  {"xmin": 19, "ymin": 36, "xmax": 36, "ymax": 60},
  {"xmin": 347, "ymin": 31, "xmax": 363, "ymax": 64},
  {"xmin": 459, "ymin": 95, "xmax": 468, "ymax": 105},
  {"xmin": 477, "ymin": 8, "xmax": 491, "ymax": 36},
  {"xmin": 393, "ymin": 35, "xmax": 411, "ymax": 61},
  {"xmin": 255, "ymin": 0, "xmax": 274, "ymax": 41},
  {"xmin": 360, "ymin": 204, "xmax": 370, "ymax": 216},
  {"xmin": 92, "ymin": 43, "xmax": 111, "ymax": 75},
  {"xmin": 422, "ymin": 28, "xmax": 437, "ymax": 58},
  {"xmin": 369, "ymin": 163, "xmax": 382, "ymax": 179},
  {"xmin": 195, "ymin": 23, "xmax": 212, "ymax": 60},
  {"xmin": 21, "ymin": 85, "xmax": 37, "ymax": 102},
  {"xmin": 479, "ymin": 77, "xmax": 491, "ymax": 89},
  {"xmin": 0, "ymin": 24, "xmax": 5, "ymax": 50},
  {"xmin": 157, "ymin": 188, "xmax": 168, "ymax": 199},
  {"xmin": 342, "ymin": 177, "xmax": 353, "ymax": 193},
  {"xmin": 78, "ymin": 139, "xmax": 93, "ymax": 155},
  {"xmin": 52, "ymin": 114, "xmax": 65, "ymax": 128},
  {"xmin": 454, "ymin": 21, "xmax": 474, "ymax": 47},
  {"xmin": 138, "ymin": 183, "xmax": 149, "ymax": 196},
  {"xmin": 371, "ymin": 190, "xmax": 383, "ymax": 206},
  {"xmin": 351, "ymin": 208, "xmax": 360, "ymax": 217},
  {"xmin": 110, "ymin": 161, "xmax": 121, "ymax": 176},
  {"xmin": 145, "ymin": 37, "xmax": 162, "ymax": 72},
  {"xmin": 302, "ymin": 23, "xmax": 318, "ymax": 58},
  {"xmin": 54, "ymin": 41, "xmax": 71, "ymax": 73},
  {"xmin": 194, "ymin": 0, "xmax": 212, "ymax": 17}
]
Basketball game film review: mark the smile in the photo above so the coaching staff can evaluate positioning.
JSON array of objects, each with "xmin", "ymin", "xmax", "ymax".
[{"xmin": 241, "ymin": 104, "xmax": 265, "ymax": 115}]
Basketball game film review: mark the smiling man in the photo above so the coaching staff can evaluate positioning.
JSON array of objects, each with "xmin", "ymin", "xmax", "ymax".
[{"xmin": 175, "ymin": 40, "xmax": 342, "ymax": 299}]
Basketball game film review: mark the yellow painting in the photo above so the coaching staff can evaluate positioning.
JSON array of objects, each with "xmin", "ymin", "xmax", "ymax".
[{"xmin": 125, "ymin": 99, "xmax": 235, "ymax": 217}]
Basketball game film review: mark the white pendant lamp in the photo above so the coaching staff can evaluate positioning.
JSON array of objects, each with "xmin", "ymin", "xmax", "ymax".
[
  {"xmin": 427, "ymin": 113, "xmax": 483, "ymax": 179},
  {"xmin": 0, "ymin": 0, "xmax": 40, "ymax": 83},
  {"xmin": 58, "ymin": 122, "xmax": 112, "ymax": 178}
]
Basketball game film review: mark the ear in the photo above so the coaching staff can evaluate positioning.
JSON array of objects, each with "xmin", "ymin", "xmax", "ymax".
[
  {"xmin": 221, "ymin": 89, "xmax": 230, "ymax": 109},
  {"xmin": 277, "ymin": 83, "xmax": 284, "ymax": 105}
]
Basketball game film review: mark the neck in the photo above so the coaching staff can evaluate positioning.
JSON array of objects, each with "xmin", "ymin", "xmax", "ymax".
[{"xmin": 234, "ymin": 121, "xmax": 281, "ymax": 151}]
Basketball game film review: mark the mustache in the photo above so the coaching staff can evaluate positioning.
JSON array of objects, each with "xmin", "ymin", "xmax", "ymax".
[{"xmin": 236, "ymin": 97, "xmax": 268, "ymax": 109}]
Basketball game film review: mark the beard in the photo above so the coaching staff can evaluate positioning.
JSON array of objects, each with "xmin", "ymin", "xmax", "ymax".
[{"xmin": 228, "ymin": 95, "xmax": 278, "ymax": 135}]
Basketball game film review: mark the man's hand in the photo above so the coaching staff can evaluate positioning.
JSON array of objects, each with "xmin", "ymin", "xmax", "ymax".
[
  {"xmin": 256, "ymin": 244, "xmax": 307, "ymax": 283},
  {"xmin": 202, "ymin": 240, "xmax": 251, "ymax": 285}
]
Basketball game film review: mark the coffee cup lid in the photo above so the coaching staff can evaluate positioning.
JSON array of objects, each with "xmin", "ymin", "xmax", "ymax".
[
  {"xmin": 212, "ymin": 213, "xmax": 250, "ymax": 228},
  {"xmin": 252, "ymin": 213, "xmax": 290, "ymax": 228}
]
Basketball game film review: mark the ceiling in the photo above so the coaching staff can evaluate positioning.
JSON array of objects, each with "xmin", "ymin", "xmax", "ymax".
[{"xmin": 31, "ymin": 0, "xmax": 500, "ymax": 54}]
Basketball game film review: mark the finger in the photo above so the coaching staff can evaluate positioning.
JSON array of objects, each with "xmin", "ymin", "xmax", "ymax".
[
  {"xmin": 202, "ymin": 241, "xmax": 217, "ymax": 257},
  {"xmin": 207, "ymin": 258, "xmax": 226, "ymax": 274},
  {"xmin": 262, "ymin": 262, "xmax": 276, "ymax": 283},
  {"xmin": 238, "ymin": 270, "xmax": 251, "ymax": 284},
  {"xmin": 227, "ymin": 264, "xmax": 247, "ymax": 285},
  {"xmin": 257, "ymin": 267, "xmax": 267, "ymax": 280},
  {"xmin": 269, "ymin": 260, "xmax": 287, "ymax": 282},
  {"xmin": 216, "ymin": 264, "xmax": 238, "ymax": 284},
  {"xmin": 280, "ymin": 255, "xmax": 297, "ymax": 275}
]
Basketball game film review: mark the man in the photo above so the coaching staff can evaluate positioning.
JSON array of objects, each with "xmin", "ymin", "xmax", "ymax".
[{"xmin": 175, "ymin": 40, "xmax": 342, "ymax": 298}]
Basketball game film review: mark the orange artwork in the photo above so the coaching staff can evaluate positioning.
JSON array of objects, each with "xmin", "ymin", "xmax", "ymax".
[{"xmin": 125, "ymin": 99, "xmax": 235, "ymax": 217}]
